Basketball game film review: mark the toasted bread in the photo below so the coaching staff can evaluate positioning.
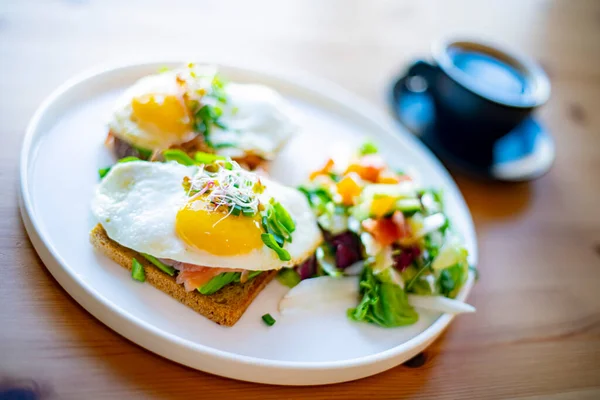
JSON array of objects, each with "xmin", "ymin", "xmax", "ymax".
[{"xmin": 89, "ymin": 224, "xmax": 276, "ymax": 326}]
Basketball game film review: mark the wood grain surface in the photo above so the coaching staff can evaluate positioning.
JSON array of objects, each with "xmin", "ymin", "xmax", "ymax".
[{"xmin": 1, "ymin": 0, "xmax": 600, "ymax": 399}]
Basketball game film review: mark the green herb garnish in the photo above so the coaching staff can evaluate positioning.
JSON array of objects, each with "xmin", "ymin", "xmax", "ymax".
[
  {"xmin": 211, "ymin": 142, "xmax": 237, "ymax": 150},
  {"xmin": 359, "ymin": 140, "xmax": 379, "ymax": 155},
  {"xmin": 131, "ymin": 258, "xmax": 146, "ymax": 282},
  {"xmin": 209, "ymin": 75, "xmax": 229, "ymax": 103},
  {"xmin": 133, "ymin": 145, "xmax": 153, "ymax": 159},
  {"xmin": 194, "ymin": 151, "xmax": 226, "ymax": 165},
  {"xmin": 98, "ymin": 167, "xmax": 111, "ymax": 179},
  {"xmin": 277, "ymin": 268, "xmax": 301, "ymax": 288},
  {"xmin": 272, "ymin": 200, "xmax": 295, "ymax": 234},
  {"xmin": 262, "ymin": 313, "xmax": 276, "ymax": 326},
  {"xmin": 298, "ymin": 186, "xmax": 333, "ymax": 215},
  {"xmin": 194, "ymin": 104, "xmax": 226, "ymax": 146},
  {"xmin": 261, "ymin": 233, "xmax": 291, "ymax": 261},
  {"xmin": 163, "ymin": 149, "xmax": 197, "ymax": 166}
]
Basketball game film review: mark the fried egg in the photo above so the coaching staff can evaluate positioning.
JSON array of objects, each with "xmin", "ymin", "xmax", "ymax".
[
  {"xmin": 108, "ymin": 71, "xmax": 196, "ymax": 150},
  {"xmin": 108, "ymin": 64, "xmax": 298, "ymax": 159},
  {"xmin": 91, "ymin": 161, "xmax": 322, "ymax": 270}
]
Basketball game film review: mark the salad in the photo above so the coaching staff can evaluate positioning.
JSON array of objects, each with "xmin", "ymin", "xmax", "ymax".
[{"xmin": 278, "ymin": 141, "xmax": 476, "ymax": 327}]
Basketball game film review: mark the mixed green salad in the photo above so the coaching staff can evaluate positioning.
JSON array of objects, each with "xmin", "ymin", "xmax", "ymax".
[{"xmin": 279, "ymin": 141, "xmax": 476, "ymax": 327}]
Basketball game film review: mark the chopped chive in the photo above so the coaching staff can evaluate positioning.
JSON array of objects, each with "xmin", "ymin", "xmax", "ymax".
[
  {"xmin": 264, "ymin": 215, "xmax": 286, "ymax": 246},
  {"xmin": 98, "ymin": 167, "xmax": 111, "ymax": 179},
  {"xmin": 272, "ymin": 218, "xmax": 292, "ymax": 243},
  {"xmin": 266, "ymin": 208, "xmax": 285, "ymax": 238},
  {"xmin": 141, "ymin": 253, "xmax": 175, "ymax": 276},
  {"xmin": 261, "ymin": 313, "xmax": 276, "ymax": 326},
  {"xmin": 231, "ymin": 205, "xmax": 241, "ymax": 216},
  {"xmin": 131, "ymin": 258, "xmax": 146, "ymax": 282},
  {"xmin": 214, "ymin": 120, "xmax": 227, "ymax": 130},
  {"xmin": 163, "ymin": 150, "xmax": 196, "ymax": 166},
  {"xmin": 261, "ymin": 233, "xmax": 291, "ymax": 261},
  {"xmin": 273, "ymin": 202, "xmax": 295, "ymax": 233},
  {"xmin": 132, "ymin": 146, "xmax": 153, "ymax": 159},
  {"xmin": 212, "ymin": 142, "xmax": 237, "ymax": 149},
  {"xmin": 277, "ymin": 268, "xmax": 301, "ymax": 288},
  {"xmin": 242, "ymin": 208, "xmax": 255, "ymax": 217},
  {"xmin": 359, "ymin": 140, "xmax": 378, "ymax": 155},
  {"xmin": 118, "ymin": 156, "xmax": 140, "ymax": 163},
  {"xmin": 261, "ymin": 216, "xmax": 270, "ymax": 233},
  {"xmin": 194, "ymin": 151, "xmax": 226, "ymax": 165}
]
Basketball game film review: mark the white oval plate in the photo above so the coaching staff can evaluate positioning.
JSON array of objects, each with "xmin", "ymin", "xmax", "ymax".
[{"xmin": 20, "ymin": 61, "xmax": 477, "ymax": 385}]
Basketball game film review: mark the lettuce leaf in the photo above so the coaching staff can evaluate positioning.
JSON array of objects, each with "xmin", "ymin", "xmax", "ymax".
[
  {"xmin": 277, "ymin": 268, "xmax": 301, "ymax": 288},
  {"xmin": 436, "ymin": 263, "xmax": 467, "ymax": 298},
  {"xmin": 348, "ymin": 267, "xmax": 418, "ymax": 327}
]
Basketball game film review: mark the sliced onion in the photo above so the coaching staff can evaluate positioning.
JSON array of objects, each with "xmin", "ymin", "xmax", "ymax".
[
  {"xmin": 407, "ymin": 295, "xmax": 475, "ymax": 314},
  {"xmin": 344, "ymin": 260, "xmax": 365, "ymax": 276},
  {"xmin": 279, "ymin": 276, "xmax": 359, "ymax": 314}
]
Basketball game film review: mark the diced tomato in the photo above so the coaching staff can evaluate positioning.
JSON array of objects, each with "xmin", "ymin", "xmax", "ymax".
[
  {"xmin": 376, "ymin": 170, "xmax": 400, "ymax": 184},
  {"xmin": 310, "ymin": 158, "xmax": 335, "ymax": 180},
  {"xmin": 337, "ymin": 172, "xmax": 363, "ymax": 205},
  {"xmin": 362, "ymin": 211, "xmax": 410, "ymax": 246},
  {"xmin": 345, "ymin": 155, "xmax": 386, "ymax": 182},
  {"xmin": 391, "ymin": 211, "xmax": 409, "ymax": 238},
  {"xmin": 362, "ymin": 218, "xmax": 399, "ymax": 246},
  {"xmin": 376, "ymin": 169, "xmax": 410, "ymax": 184}
]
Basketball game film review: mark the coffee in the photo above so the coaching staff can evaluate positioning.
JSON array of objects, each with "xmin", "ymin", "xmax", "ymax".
[{"xmin": 447, "ymin": 46, "xmax": 530, "ymax": 100}]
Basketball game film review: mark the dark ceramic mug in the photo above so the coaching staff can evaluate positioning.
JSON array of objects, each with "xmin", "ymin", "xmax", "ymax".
[{"xmin": 400, "ymin": 39, "xmax": 550, "ymax": 167}]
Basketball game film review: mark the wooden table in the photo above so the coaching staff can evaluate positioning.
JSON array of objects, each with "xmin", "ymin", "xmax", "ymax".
[{"xmin": 1, "ymin": 0, "xmax": 599, "ymax": 398}]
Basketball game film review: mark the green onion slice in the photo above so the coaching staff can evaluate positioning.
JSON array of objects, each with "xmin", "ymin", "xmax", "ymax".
[{"xmin": 131, "ymin": 258, "xmax": 146, "ymax": 282}]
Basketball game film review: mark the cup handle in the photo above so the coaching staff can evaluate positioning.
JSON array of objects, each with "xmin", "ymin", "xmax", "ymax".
[
  {"xmin": 390, "ymin": 59, "xmax": 438, "ymax": 112},
  {"xmin": 404, "ymin": 59, "xmax": 438, "ymax": 92}
]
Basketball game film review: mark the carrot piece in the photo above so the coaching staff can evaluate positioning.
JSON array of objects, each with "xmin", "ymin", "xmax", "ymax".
[
  {"xmin": 310, "ymin": 158, "xmax": 335, "ymax": 180},
  {"xmin": 362, "ymin": 217, "xmax": 400, "ymax": 246},
  {"xmin": 370, "ymin": 196, "xmax": 396, "ymax": 217},
  {"xmin": 345, "ymin": 155, "xmax": 386, "ymax": 182},
  {"xmin": 337, "ymin": 172, "xmax": 362, "ymax": 205}
]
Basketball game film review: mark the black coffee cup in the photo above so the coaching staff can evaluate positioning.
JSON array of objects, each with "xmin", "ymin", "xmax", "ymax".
[{"xmin": 402, "ymin": 39, "xmax": 550, "ymax": 167}]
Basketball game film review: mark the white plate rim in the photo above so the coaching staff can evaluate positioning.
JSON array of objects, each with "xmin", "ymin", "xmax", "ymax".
[{"xmin": 19, "ymin": 60, "xmax": 477, "ymax": 384}]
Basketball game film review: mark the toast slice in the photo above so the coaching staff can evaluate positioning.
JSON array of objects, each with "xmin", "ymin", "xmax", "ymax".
[{"xmin": 90, "ymin": 223, "xmax": 277, "ymax": 326}]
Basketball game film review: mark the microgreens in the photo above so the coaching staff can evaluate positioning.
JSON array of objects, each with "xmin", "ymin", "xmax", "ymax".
[
  {"xmin": 185, "ymin": 160, "xmax": 262, "ymax": 218},
  {"xmin": 178, "ymin": 66, "xmax": 230, "ymax": 148},
  {"xmin": 173, "ymin": 150, "xmax": 295, "ymax": 262}
]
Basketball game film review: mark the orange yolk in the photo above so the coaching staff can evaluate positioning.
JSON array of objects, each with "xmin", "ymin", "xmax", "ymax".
[
  {"xmin": 131, "ymin": 94, "xmax": 192, "ymax": 138},
  {"xmin": 175, "ymin": 200, "xmax": 264, "ymax": 256}
]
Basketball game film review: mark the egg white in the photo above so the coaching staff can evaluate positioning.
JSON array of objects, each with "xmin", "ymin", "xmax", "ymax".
[
  {"xmin": 209, "ymin": 83, "xmax": 298, "ymax": 160},
  {"xmin": 92, "ymin": 161, "xmax": 322, "ymax": 270}
]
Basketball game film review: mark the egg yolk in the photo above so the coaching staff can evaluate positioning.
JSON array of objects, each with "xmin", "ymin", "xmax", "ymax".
[
  {"xmin": 131, "ymin": 94, "xmax": 191, "ymax": 137},
  {"xmin": 175, "ymin": 200, "xmax": 264, "ymax": 256}
]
